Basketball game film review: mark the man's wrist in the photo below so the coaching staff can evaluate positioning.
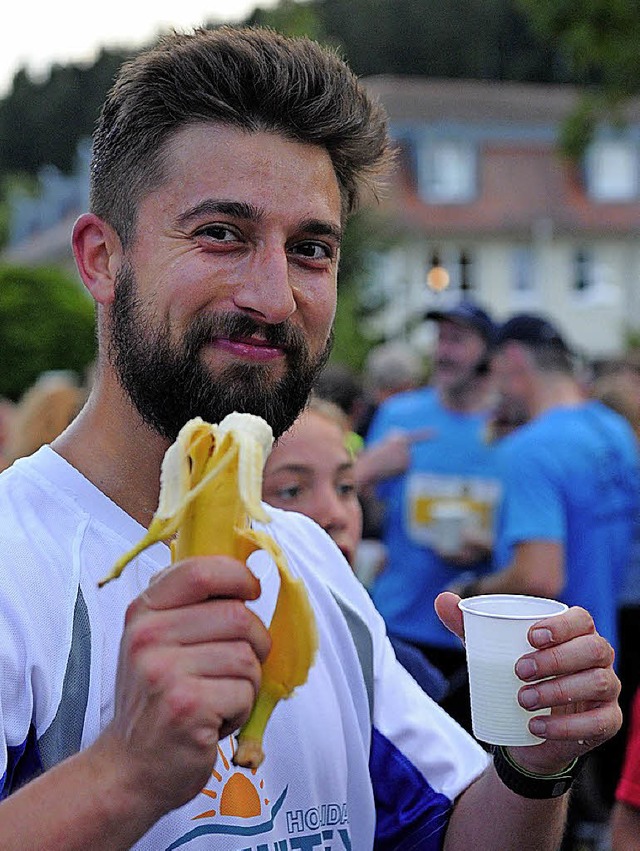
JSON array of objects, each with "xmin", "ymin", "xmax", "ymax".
[
  {"xmin": 492, "ymin": 745, "xmax": 584, "ymax": 799},
  {"xmin": 456, "ymin": 573, "xmax": 482, "ymax": 599}
]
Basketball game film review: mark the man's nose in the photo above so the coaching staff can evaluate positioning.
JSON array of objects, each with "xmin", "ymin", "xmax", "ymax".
[{"xmin": 232, "ymin": 246, "xmax": 296, "ymax": 324}]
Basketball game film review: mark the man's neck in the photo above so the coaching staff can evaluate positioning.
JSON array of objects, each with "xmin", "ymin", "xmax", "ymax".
[
  {"xmin": 530, "ymin": 374, "xmax": 584, "ymax": 419},
  {"xmin": 52, "ymin": 375, "xmax": 170, "ymax": 529}
]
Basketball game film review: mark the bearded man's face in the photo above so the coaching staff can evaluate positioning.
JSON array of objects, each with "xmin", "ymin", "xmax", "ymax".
[{"xmin": 108, "ymin": 262, "xmax": 332, "ymax": 442}]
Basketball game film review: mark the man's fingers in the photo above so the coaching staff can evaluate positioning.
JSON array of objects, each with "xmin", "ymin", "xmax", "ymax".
[
  {"xmin": 161, "ymin": 675, "xmax": 258, "ymax": 747},
  {"xmin": 127, "ymin": 599, "xmax": 272, "ymax": 669},
  {"xmin": 140, "ymin": 557, "xmax": 262, "ymax": 610},
  {"xmin": 527, "ymin": 702, "xmax": 622, "ymax": 747},
  {"xmin": 134, "ymin": 641, "xmax": 265, "ymax": 702},
  {"xmin": 518, "ymin": 667, "xmax": 620, "ymax": 712},
  {"xmin": 516, "ymin": 631, "xmax": 615, "ymax": 683},
  {"xmin": 526, "ymin": 606, "xmax": 596, "ymax": 649}
]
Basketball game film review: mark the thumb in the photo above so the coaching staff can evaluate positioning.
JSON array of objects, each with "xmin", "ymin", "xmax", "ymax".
[{"xmin": 434, "ymin": 591, "xmax": 465, "ymax": 643}]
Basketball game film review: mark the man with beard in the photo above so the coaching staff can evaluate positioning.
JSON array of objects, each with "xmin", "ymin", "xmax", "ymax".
[
  {"xmin": 0, "ymin": 28, "xmax": 624, "ymax": 851},
  {"xmin": 357, "ymin": 301, "xmax": 503, "ymax": 731}
]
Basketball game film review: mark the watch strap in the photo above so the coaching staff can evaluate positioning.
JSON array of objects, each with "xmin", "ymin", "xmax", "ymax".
[{"xmin": 492, "ymin": 744, "xmax": 584, "ymax": 799}]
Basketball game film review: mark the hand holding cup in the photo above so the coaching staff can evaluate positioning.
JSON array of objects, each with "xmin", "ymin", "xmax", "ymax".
[{"xmin": 435, "ymin": 592, "xmax": 622, "ymax": 774}]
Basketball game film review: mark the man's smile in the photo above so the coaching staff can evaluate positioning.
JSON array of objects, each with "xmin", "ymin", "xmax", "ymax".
[{"xmin": 208, "ymin": 335, "xmax": 286, "ymax": 362}]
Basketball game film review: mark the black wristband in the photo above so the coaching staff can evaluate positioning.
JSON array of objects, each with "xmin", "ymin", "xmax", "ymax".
[{"xmin": 492, "ymin": 745, "xmax": 584, "ymax": 799}]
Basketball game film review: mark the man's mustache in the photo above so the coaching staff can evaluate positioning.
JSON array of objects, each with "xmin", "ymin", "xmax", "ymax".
[{"xmin": 184, "ymin": 312, "xmax": 308, "ymax": 355}]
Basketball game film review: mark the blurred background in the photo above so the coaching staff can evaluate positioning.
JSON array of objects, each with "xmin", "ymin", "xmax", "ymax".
[{"xmin": 2, "ymin": 0, "xmax": 640, "ymax": 401}]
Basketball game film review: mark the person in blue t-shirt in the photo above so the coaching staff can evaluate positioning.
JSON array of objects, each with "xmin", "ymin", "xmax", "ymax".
[
  {"xmin": 462, "ymin": 313, "xmax": 639, "ymax": 655},
  {"xmin": 355, "ymin": 301, "xmax": 503, "ymax": 730},
  {"xmin": 460, "ymin": 312, "xmax": 640, "ymax": 826}
]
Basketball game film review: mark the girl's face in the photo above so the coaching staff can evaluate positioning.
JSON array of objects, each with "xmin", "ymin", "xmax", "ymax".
[{"xmin": 263, "ymin": 410, "xmax": 362, "ymax": 566}]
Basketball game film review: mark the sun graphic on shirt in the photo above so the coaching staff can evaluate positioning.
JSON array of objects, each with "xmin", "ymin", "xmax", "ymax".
[{"xmin": 194, "ymin": 737, "xmax": 270, "ymax": 820}]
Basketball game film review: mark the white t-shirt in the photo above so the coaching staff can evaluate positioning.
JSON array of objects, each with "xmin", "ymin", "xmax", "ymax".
[{"xmin": 0, "ymin": 447, "xmax": 489, "ymax": 849}]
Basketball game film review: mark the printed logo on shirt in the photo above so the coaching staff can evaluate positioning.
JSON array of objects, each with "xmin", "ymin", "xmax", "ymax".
[
  {"xmin": 406, "ymin": 472, "xmax": 501, "ymax": 552},
  {"xmin": 166, "ymin": 737, "xmax": 352, "ymax": 849}
]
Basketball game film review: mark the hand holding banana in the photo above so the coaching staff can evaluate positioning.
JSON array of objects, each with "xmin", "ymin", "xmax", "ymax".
[{"xmin": 101, "ymin": 413, "xmax": 318, "ymax": 769}]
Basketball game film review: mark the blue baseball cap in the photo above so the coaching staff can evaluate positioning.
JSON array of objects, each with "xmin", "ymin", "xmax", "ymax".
[
  {"xmin": 425, "ymin": 301, "xmax": 496, "ymax": 344},
  {"xmin": 495, "ymin": 313, "xmax": 571, "ymax": 352}
]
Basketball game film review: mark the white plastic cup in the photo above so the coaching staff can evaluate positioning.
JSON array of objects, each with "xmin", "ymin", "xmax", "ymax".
[
  {"xmin": 458, "ymin": 594, "xmax": 568, "ymax": 746},
  {"xmin": 430, "ymin": 502, "xmax": 472, "ymax": 555}
]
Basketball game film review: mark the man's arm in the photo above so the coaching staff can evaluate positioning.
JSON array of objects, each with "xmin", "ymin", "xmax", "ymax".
[
  {"xmin": 444, "ymin": 762, "xmax": 567, "ymax": 851},
  {"xmin": 464, "ymin": 540, "xmax": 564, "ymax": 599},
  {"xmin": 354, "ymin": 428, "xmax": 434, "ymax": 490},
  {"xmin": 0, "ymin": 557, "xmax": 271, "ymax": 850},
  {"xmin": 436, "ymin": 592, "xmax": 622, "ymax": 851}
]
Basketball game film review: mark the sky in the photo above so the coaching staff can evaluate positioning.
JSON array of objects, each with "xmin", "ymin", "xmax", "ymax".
[{"xmin": 0, "ymin": 1, "xmax": 279, "ymax": 97}]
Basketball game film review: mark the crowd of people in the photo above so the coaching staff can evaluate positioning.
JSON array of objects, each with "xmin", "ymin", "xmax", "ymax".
[
  {"xmin": 306, "ymin": 303, "xmax": 640, "ymax": 850},
  {"xmin": 0, "ymin": 23, "xmax": 632, "ymax": 851}
]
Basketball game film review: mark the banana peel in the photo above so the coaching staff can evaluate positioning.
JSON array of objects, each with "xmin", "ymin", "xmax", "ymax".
[{"xmin": 100, "ymin": 412, "xmax": 318, "ymax": 769}]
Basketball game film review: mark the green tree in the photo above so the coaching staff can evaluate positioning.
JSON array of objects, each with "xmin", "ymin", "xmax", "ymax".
[
  {"xmin": 330, "ymin": 207, "xmax": 401, "ymax": 372},
  {"xmin": 0, "ymin": 48, "xmax": 132, "ymax": 176},
  {"xmin": 245, "ymin": 0, "xmax": 325, "ymax": 39},
  {"xmin": 0, "ymin": 265, "xmax": 96, "ymax": 400},
  {"xmin": 518, "ymin": 0, "xmax": 640, "ymax": 156},
  {"xmin": 317, "ymin": 0, "xmax": 561, "ymax": 81}
]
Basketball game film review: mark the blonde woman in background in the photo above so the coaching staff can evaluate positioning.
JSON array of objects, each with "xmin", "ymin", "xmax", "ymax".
[{"xmin": 4, "ymin": 371, "xmax": 86, "ymax": 464}]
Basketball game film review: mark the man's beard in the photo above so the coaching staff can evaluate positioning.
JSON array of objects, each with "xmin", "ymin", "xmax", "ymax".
[{"xmin": 108, "ymin": 263, "xmax": 333, "ymax": 442}]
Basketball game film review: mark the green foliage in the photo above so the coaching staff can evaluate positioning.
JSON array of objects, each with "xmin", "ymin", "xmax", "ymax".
[
  {"xmin": 331, "ymin": 285, "xmax": 371, "ymax": 371},
  {"xmin": 0, "ymin": 266, "xmax": 96, "ymax": 400},
  {"xmin": 518, "ymin": 0, "xmax": 640, "ymax": 156},
  {"xmin": 0, "ymin": 48, "xmax": 132, "ymax": 176},
  {"xmin": 329, "ymin": 207, "xmax": 401, "ymax": 371},
  {"xmin": 317, "ymin": 0, "xmax": 561, "ymax": 81},
  {"xmin": 245, "ymin": 0, "xmax": 326, "ymax": 39}
]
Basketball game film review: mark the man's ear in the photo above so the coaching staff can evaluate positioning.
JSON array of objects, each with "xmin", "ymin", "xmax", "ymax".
[{"xmin": 72, "ymin": 213, "xmax": 123, "ymax": 305}]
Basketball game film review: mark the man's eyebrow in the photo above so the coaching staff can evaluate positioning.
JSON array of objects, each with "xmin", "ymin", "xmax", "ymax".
[
  {"xmin": 174, "ymin": 199, "xmax": 262, "ymax": 228},
  {"xmin": 174, "ymin": 201, "xmax": 342, "ymax": 243},
  {"xmin": 299, "ymin": 219, "xmax": 343, "ymax": 244}
]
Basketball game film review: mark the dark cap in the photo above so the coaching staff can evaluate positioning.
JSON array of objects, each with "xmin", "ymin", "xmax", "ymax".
[
  {"xmin": 425, "ymin": 301, "xmax": 496, "ymax": 343},
  {"xmin": 495, "ymin": 313, "xmax": 571, "ymax": 352}
]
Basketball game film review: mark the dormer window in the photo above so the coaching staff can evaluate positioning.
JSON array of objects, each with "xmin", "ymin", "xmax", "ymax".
[
  {"xmin": 419, "ymin": 139, "xmax": 477, "ymax": 203},
  {"xmin": 586, "ymin": 139, "xmax": 638, "ymax": 202}
]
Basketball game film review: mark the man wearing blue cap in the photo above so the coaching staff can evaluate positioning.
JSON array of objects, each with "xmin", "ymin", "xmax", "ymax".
[{"xmin": 356, "ymin": 300, "xmax": 503, "ymax": 730}]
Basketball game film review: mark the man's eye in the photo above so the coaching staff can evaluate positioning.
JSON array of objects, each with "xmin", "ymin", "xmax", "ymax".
[
  {"xmin": 291, "ymin": 241, "xmax": 333, "ymax": 261},
  {"xmin": 195, "ymin": 224, "xmax": 238, "ymax": 242}
]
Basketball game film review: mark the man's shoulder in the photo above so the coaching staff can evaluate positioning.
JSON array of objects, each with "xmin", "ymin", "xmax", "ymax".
[
  {"xmin": 0, "ymin": 449, "xmax": 86, "ymax": 526},
  {"xmin": 0, "ymin": 451, "xmax": 90, "ymax": 580}
]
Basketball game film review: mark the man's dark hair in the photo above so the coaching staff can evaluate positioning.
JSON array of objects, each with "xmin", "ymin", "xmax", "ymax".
[
  {"xmin": 522, "ymin": 342, "xmax": 574, "ymax": 374},
  {"xmin": 90, "ymin": 26, "xmax": 393, "ymax": 245}
]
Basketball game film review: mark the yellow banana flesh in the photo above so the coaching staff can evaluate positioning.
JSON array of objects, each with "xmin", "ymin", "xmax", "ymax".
[{"xmin": 99, "ymin": 412, "xmax": 318, "ymax": 769}]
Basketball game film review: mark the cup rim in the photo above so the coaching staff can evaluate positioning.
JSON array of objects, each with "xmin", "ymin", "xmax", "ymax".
[{"xmin": 458, "ymin": 593, "xmax": 568, "ymax": 620}]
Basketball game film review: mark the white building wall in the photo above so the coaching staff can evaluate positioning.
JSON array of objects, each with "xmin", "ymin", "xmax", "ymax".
[{"xmin": 365, "ymin": 235, "xmax": 635, "ymax": 358}]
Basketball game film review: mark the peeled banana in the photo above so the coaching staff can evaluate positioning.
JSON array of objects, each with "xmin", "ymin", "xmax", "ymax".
[{"xmin": 100, "ymin": 412, "xmax": 318, "ymax": 769}]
